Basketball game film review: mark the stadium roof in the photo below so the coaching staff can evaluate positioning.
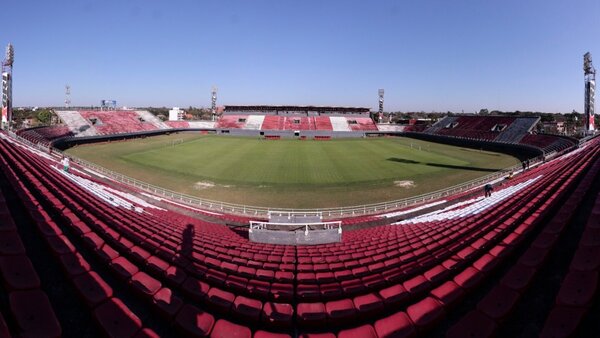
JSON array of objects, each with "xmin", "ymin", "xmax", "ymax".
[{"xmin": 224, "ymin": 105, "xmax": 371, "ymax": 113}]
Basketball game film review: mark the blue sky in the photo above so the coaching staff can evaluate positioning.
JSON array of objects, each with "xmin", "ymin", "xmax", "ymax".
[{"xmin": 2, "ymin": 0, "xmax": 599, "ymax": 112}]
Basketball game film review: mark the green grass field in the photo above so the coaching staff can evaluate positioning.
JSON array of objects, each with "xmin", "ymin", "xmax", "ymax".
[{"xmin": 66, "ymin": 133, "xmax": 519, "ymax": 208}]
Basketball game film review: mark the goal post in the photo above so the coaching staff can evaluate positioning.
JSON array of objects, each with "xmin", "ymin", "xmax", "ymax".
[{"xmin": 170, "ymin": 138, "xmax": 184, "ymax": 147}]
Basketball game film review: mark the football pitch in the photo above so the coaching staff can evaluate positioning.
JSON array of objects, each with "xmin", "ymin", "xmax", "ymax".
[{"xmin": 66, "ymin": 133, "xmax": 519, "ymax": 208}]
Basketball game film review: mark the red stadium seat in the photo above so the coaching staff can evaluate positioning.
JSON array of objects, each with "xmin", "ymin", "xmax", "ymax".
[
  {"xmin": 262, "ymin": 302, "xmax": 294, "ymax": 328},
  {"xmin": 233, "ymin": 295, "xmax": 263, "ymax": 322},
  {"xmin": 175, "ymin": 304, "xmax": 215, "ymax": 337},
  {"xmin": 182, "ymin": 277, "xmax": 210, "ymax": 301},
  {"xmin": 152, "ymin": 287, "xmax": 183, "ymax": 319},
  {"xmin": 73, "ymin": 271, "xmax": 113, "ymax": 308},
  {"xmin": 325, "ymin": 299, "xmax": 357, "ymax": 325},
  {"xmin": 500, "ymin": 264, "xmax": 536, "ymax": 293},
  {"xmin": 406, "ymin": 297, "xmax": 445, "ymax": 331},
  {"xmin": 207, "ymin": 287, "xmax": 235, "ymax": 314},
  {"xmin": 210, "ymin": 319, "xmax": 251, "ymax": 338},
  {"xmin": 453, "ymin": 267, "xmax": 484, "ymax": 290},
  {"xmin": 539, "ymin": 306, "xmax": 586, "ymax": 338},
  {"xmin": 555, "ymin": 270, "xmax": 598, "ymax": 307},
  {"xmin": 0, "ymin": 231, "xmax": 26, "ymax": 255},
  {"xmin": 446, "ymin": 310, "xmax": 497, "ymax": 338},
  {"xmin": 430, "ymin": 281, "xmax": 465, "ymax": 308},
  {"xmin": 110, "ymin": 256, "xmax": 140, "ymax": 281},
  {"xmin": 337, "ymin": 324, "xmax": 377, "ymax": 338},
  {"xmin": 374, "ymin": 311, "xmax": 416, "ymax": 338},
  {"xmin": 297, "ymin": 302, "xmax": 327, "ymax": 327},
  {"xmin": 130, "ymin": 271, "xmax": 162, "ymax": 297},
  {"xmin": 476, "ymin": 285, "xmax": 520, "ymax": 320},
  {"xmin": 9, "ymin": 290, "xmax": 62, "ymax": 337},
  {"xmin": 379, "ymin": 284, "xmax": 410, "ymax": 308},
  {"xmin": 0, "ymin": 256, "xmax": 41, "ymax": 290},
  {"xmin": 94, "ymin": 298, "xmax": 142, "ymax": 338},
  {"xmin": 353, "ymin": 293, "xmax": 384, "ymax": 317},
  {"xmin": 59, "ymin": 252, "xmax": 91, "ymax": 277}
]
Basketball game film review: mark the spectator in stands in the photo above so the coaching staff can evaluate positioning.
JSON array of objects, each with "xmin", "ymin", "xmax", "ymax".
[
  {"xmin": 484, "ymin": 183, "xmax": 493, "ymax": 197},
  {"xmin": 526, "ymin": 159, "xmax": 530, "ymax": 169},
  {"xmin": 506, "ymin": 171, "xmax": 514, "ymax": 180},
  {"xmin": 522, "ymin": 161, "xmax": 527, "ymax": 171},
  {"xmin": 61, "ymin": 156, "xmax": 70, "ymax": 173}
]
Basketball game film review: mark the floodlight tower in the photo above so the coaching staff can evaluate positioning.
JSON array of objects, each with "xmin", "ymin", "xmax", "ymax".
[
  {"xmin": 2, "ymin": 43, "xmax": 14, "ymax": 130},
  {"xmin": 584, "ymin": 52, "xmax": 596, "ymax": 133},
  {"xmin": 65, "ymin": 85, "xmax": 71, "ymax": 109},
  {"xmin": 378, "ymin": 89, "xmax": 384, "ymax": 123},
  {"xmin": 211, "ymin": 86, "xmax": 217, "ymax": 121}
]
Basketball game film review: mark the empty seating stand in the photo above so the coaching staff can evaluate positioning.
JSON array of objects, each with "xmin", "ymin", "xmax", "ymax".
[
  {"xmin": 0, "ymin": 181, "xmax": 62, "ymax": 337},
  {"xmin": 79, "ymin": 111, "xmax": 159, "ymax": 135},
  {"xmin": 422, "ymin": 116, "xmax": 579, "ymax": 155},
  {"xmin": 433, "ymin": 116, "xmax": 516, "ymax": 140},
  {"xmin": 520, "ymin": 134, "xmax": 576, "ymax": 154},
  {"xmin": 216, "ymin": 115, "xmax": 249, "ymax": 129},
  {"xmin": 215, "ymin": 114, "xmax": 377, "ymax": 132},
  {"xmin": 16, "ymin": 126, "xmax": 73, "ymax": 146},
  {"xmin": 346, "ymin": 117, "xmax": 378, "ymax": 131},
  {"xmin": 164, "ymin": 121, "xmax": 190, "ymax": 128},
  {"xmin": 0, "ymin": 130, "xmax": 598, "ymax": 337}
]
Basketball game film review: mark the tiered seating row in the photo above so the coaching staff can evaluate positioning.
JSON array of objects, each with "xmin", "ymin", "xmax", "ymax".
[
  {"xmin": 0, "ymin": 138, "xmax": 300, "ymax": 336},
  {"xmin": 16, "ymin": 126, "xmax": 73, "ymax": 146},
  {"xmin": 0, "ymin": 139, "xmax": 158, "ymax": 337},
  {"xmin": 448, "ymin": 143, "xmax": 600, "ymax": 337},
  {"xmin": 539, "ymin": 160, "xmax": 600, "ymax": 337},
  {"xmin": 520, "ymin": 134, "xmax": 575, "ymax": 153},
  {"xmin": 423, "ymin": 116, "xmax": 576, "ymax": 154},
  {"xmin": 164, "ymin": 121, "xmax": 190, "ymax": 128},
  {"xmin": 216, "ymin": 115, "xmax": 249, "ymax": 129},
  {"xmin": 217, "ymin": 115, "xmax": 377, "ymax": 132},
  {"xmin": 346, "ymin": 118, "xmax": 379, "ymax": 131},
  {"xmin": 432, "ymin": 116, "xmax": 516, "ymax": 140},
  {"xmin": 295, "ymin": 146, "xmax": 599, "ymax": 335},
  {"xmin": 79, "ymin": 111, "xmax": 159, "ymax": 135},
  {"xmin": 0, "ymin": 180, "xmax": 62, "ymax": 337}
]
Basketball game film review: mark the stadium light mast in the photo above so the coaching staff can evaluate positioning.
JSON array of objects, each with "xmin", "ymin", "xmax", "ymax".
[
  {"xmin": 2, "ymin": 43, "xmax": 14, "ymax": 131},
  {"xmin": 65, "ymin": 85, "xmax": 71, "ymax": 109},
  {"xmin": 378, "ymin": 89, "xmax": 384, "ymax": 123},
  {"xmin": 584, "ymin": 52, "xmax": 596, "ymax": 133},
  {"xmin": 211, "ymin": 86, "xmax": 218, "ymax": 121}
]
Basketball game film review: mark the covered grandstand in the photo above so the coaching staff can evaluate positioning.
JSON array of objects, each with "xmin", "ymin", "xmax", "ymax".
[
  {"xmin": 215, "ymin": 105, "xmax": 379, "ymax": 134},
  {"xmin": 423, "ymin": 115, "xmax": 577, "ymax": 155},
  {"xmin": 53, "ymin": 110, "xmax": 216, "ymax": 138}
]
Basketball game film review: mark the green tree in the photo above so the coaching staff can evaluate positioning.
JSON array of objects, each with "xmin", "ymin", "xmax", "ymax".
[{"xmin": 37, "ymin": 110, "xmax": 52, "ymax": 124}]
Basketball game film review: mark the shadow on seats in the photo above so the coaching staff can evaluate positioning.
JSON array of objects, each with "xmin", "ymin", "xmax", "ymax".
[
  {"xmin": 179, "ymin": 224, "xmax": 195, "ymax": 260},
  {"xmin": 228, "ymin": 225, "xmax": 250, "ymax": 240}
]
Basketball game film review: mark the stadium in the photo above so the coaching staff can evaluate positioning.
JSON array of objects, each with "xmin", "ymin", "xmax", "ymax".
[
  {"xmin": 2, "ymin": 93, "xmax": 600, "ymax": 337},
  {"xmin": 1, "ymin": 4, "xmax": 600, "ymax": 338}
]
